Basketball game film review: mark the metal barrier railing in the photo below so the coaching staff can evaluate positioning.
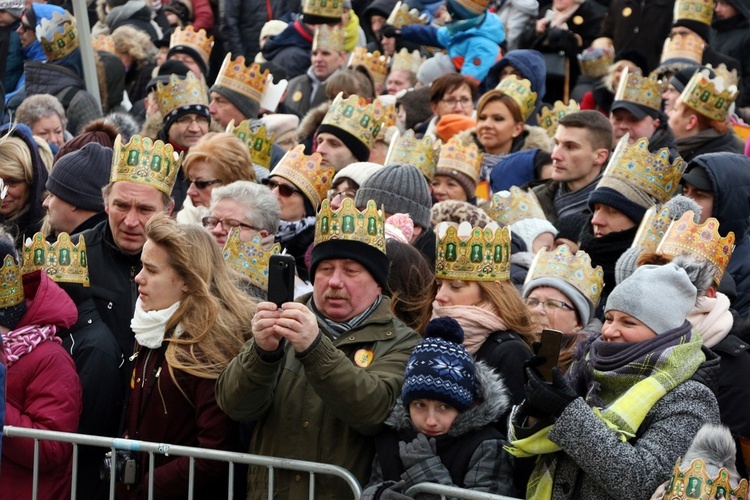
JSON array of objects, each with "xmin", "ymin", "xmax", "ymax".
[{"xmin": 405, "ymin": 483, "xmax": 520, "ymax": 499}]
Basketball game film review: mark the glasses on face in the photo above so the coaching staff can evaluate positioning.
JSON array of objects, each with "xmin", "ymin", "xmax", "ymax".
[
  {"xmin": 442, "ymin": 97, "xmax": 473, "ymax": 108},
  {"xmin": 18, "ymin": 22, "xmax": 33, "ymax": 32},
  {"xmin": 202, "ymin": 216, "xmax": 257, "ymax": 231},
  {"xmin": 189, "ymin": 178, "xmax": 222, "ymax": 190},
  {"xmin": 523, "ymin": 297, "xmax": 575, "ymax": 312},
  {"xmin": 326, "ymin": 188, "xmax": 357, "ymax": 201},
  {"xmin": 262, "ymin": 178, "xmax": 302, "ymax": 197},
  {"xmin": 175, "ymin": 114, "xmax": 210, "ymax": 126}
]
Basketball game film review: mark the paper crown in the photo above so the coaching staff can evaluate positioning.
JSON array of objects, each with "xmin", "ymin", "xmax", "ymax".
[
  {"xmin": 435, "ymin": 221, "xmax": 512, "ymax": 282},
  {"xmin": 664, "ymin": 457, "xmax": 748, "ymax": 500},
  {"xmin": 485, "ymin": 187, "xmax": 546, "ymax": 226},
  {"xmin": 673, "ymin": 0, "xmax": 714, "ymax": 26},
  {"xmin": 222, "ymin": 229, "xmax": 281, "ymax": 290},
  {"xmin": 314, "ymin": 198, "xmax": 386, "ymax": 254},
  {"xmin": 21, "ymin": 232, "xmax": 89, "ymax": 286},
  {"xmin": 321, "ymin": 93, "xmax": 386, "ymax": 151},
  {"xmin": 657, "ymin": 211, "xmax": 735, "ymax": 285},
  {"xmin": 578, "ymin": 45, "xmax": 614, "ymax": 78},
  {"xmin": 271, "ymin": 145, "xmax": 334, "ymax": 207},
  {"xmin": 660, "ymin": 32, "xmax": 704, "ymax": 66},
  {"xmin": 37, "ymin": 10, "xmax": 79, "ymax": 61},
  {"xmin": 379, "ymin": 101, "xmax": 397, "ymax": 128},
  {"xmin": 312, "ymin": 24, "xmax": 345, "ymax": 52},
  {"xmin": 436, "ymin": 136, "xmax": 482, "ymax": 183},
  {"xmin": 170, "ymin": 25, "xmax": 214, "ymax": 64},
  {"xmin": 679, "ymin": 67, "xmax": 739, "ymax": 122},
  {"xmin": 386, "ymin": 1, "xmax": 428, "ymax": 28},
  {"xmin": 111, "ymin": 135, "xmax": 182, "ymax": 195},
  {"xmin": 0, "ymin": 254, "xmax": 23, "ymax": 308},
  {"xmin": 525, "ymin": 245, "xmax": 604, "ymax": 307},
  {"xmin": 537, "ymin": 100, "xmax": 580, "ymax": 138},
  {"xmin": 156, "ymin": 72, "xmax": 210, "ymax": 118},
  {"xmin": 496, "ymin": 75, "xmax": 537, "ymax": 122},
  {"xmin": 302, "ymin": 0, "xmax": 343, "ymax": 21},
  {"xmin": 602, "ymin": 135, "xmax": 687, "ymax": 204},
  {"xmin": 214, "ymin": 54, "xmax": 287, "ymax": 111},
  {"xmin": 631, "ymin": 205, "xmax": 681, "ymax": 253},
  {"xmin": 614, "ymin": 67, "xmax": 664, "ymax": 112},
  {"xmin": 711, "ymin": 63, "xmax": 739, "ymax": 88},
  {"xmin": 384, "ymin": 129, "xmax": 441, "ymax": 180},
  {"xmin": 92, "ymin": 34, "xmax": 114, "ymax": 54},
  {"xmin": 391, "ymin": 48, "xmax": 425, "ymax": 74},
  {"xmin": 349, "ymin": 48, "xmax": 389, "ymax": 86},
  {"xmin": 227, "ymin": 120, "xmax": 275, "ymax": 169}
]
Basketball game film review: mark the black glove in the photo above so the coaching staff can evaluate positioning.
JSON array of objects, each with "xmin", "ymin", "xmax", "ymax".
[
  {"xmin": 525, "ymin": 366, "xmax": 578, "ymax": 418},
  {"xmin": 380, "ymin": 23, "xmax": 400, "ymax": 39},
  {"xmin": 399, "ymin": 433, "xmax": 437, "ymax": 469}
]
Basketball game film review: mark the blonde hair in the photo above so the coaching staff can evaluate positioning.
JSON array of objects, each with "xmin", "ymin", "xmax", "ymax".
[
  {"xmin": 0, "ymin": 135, "xmax": 33, "ymax": 183},
  {"xmin": 183, "ymin": 132, "xmax": 257, "ymax": 184},
  {"xmin": 33, "ymin": 136, "xmax": 53, "ymax": 172},
  {"xmin": 478, "ymin": 280, "xmax": 538, "ymax": 347},
  {"xmin": 111, "ymin": 25, "xmax": 157, "ymax": 65}
]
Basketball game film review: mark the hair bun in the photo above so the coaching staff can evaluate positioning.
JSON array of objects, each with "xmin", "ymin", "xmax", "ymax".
[{"xmin": 423, "ymin": 317, "xmax": 465, "ymax": 344}]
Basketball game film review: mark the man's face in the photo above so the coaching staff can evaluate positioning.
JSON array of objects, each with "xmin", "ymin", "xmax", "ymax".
[
  {"xmin": 370, "ymin": 14, "xmax": 386, "ymax": 37},
  {"xmin": 591, "ymin": 203, "xmax": 635, "ymax": 237},
  {"xmin": 168, "ymin": 113, "xmax": 209, "ymax": 149},
  {"xmin": 316, "ymin": 132, "xmax": 357, "ymax": 171},
  {"xmin": 610, "ymin": 109, "xmax": 659, "ymax": 143},
  {"xmin": 311, "ymin": 49, "xmax": 346, "ymax": 81},
  {"xmin": 715, "ymin": 0, "xmax": 739, "ymax": 19},
  {"xmin": 105, "ymin": 181, "xmax": 173, "ymax": 255},
  {"xmin": 386, "ymin": 70, "xmax": 413, "ymax": 95},
  {"xmin": 668, "ymin": 101, "xmax": 696, "ymax": 139},
  {"xmin": 209, "ymin": 91, "xmax": 246, "ymax": 128},
  {"xmin": 0, "ymin": 10, "xmax": 18, "ymax": 27},
  {"xmin": 312, "ymin": 258, "xmax": 382, "ymax": 322},
  {"xmin": 169, "ymin": 52, "xmax": 203, "ymax": 77},
  {"xmin": 16, "ymin": 16, "xmax": 36, "ymax": 48},
  {"xmin": 550, "ymin": 125, "xmax": 605, "ymax": 191},
  {"xmin": 662, "ymin": 82, "xmax": 681, "ymax": 116},
  {"xmin": 43, "ymin": 193, "xmax": 79, "ymax": 235},
  {"xmin": 499, "ymin": 65, "xmax": 524, "ymax": 81},
  {"xmin": 682, "ymin": 181, "xmax": 714, "ymax": 223},
  {"xmin": 432, "ymin": 84, "xmax": 474, "ymax": 118}
]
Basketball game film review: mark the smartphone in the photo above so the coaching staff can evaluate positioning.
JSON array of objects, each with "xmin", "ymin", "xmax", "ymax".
[
  {"xmin": 267, "ymin": 254, "xmax": 296, "ymax": 307},
  {"xmin": 536, "ymin": 329, "xmax": 563, "ymax": 383}
]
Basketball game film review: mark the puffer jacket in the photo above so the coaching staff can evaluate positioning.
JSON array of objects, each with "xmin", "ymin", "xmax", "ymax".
[{"xmin": 221, "ymin": 0, "xmax": 298, "ymax": 61}]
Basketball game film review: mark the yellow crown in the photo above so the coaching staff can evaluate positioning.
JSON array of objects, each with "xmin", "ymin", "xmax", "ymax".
[
  {"xmin": 485, "ymin": 186, "xmax": 546, "ymax": 226},
  {"xmin": 602, "ymin": 135, "xmax": 687, "ymax": 204},
  {"xmin": 222, "ymin": 229, "xmax": 281, "ymax": 290},
  {"xmin": 312, "ymin": 24, "xmax": 345, "ymax": 52},
  {"xmin": 214, "ymin": 54, "xmax": 271, "ymax": 104},
  {"xmin": 674, "ymin": 0, "xmax": 714, "ymax": 26},
  {"xmin": 537, "ymin": 100, "xmax": 580, "ymax": 138},
  {"xmin": 496, "ymin": 75, "xmax": 537, "ymax": 122},
  {"xmin": 0, "ymin": 254, "xmax": 24, "ymax": 308},
  {"xmin": 386, "ymin": 1, "xmax": 428, "ymax": 28},
  {"xmin": 384, "ymin": 129, "xmax": 441, "ymax": 180},
  {"xmin": 664, "ymin": 457, "xmax": 748, "ymax": 500},
  {"xmin": 525, "ymin": 245, "xmax": 604, "ymax": 307},
  {"xmin": 156, "ymin": 72, "xmax": 210, "ymax": 118},
  {"xmin": 92, "ymin": 34, "xmax": 115, "ymax": 54},
  {"xmin": 660, "ymin": 32, "xmax": 704, "ymax": 65},
  {"xmin": 271, "ymin": 145, "xmax": 334, "ymax": 207},
  {"xmin": 379, "ymin": 101, "xmax": 397, "ymax": 128},
  {"xmin": 302, "ymin": 0, "xmax": 343, "ymax": 21},
  {"xmin": 392, "ymin": 48, "xmax": 425, "ymax": 74},
  {"xmin": 349, "ymin": 48, "xmax": 390, "ymax": 86},
  {"xmin": 37, "ymin": 10, "xmax": 79, "ymax": 61},
  {"xmin": 631, "ymin": 205, "xmax": 680, "ymax": 253},
  {"xmin": 314, "ymin": 198, "xmax": 386, "ymax": 254},
  {"xmin": 170, "ymin": 25, "xmax": 214, "ymax": 64},
  {"xmin": 614, "ymin": 67, "xmax": 664, "ymax": 112},
  {"xmin": 435, "ymin": 221, "xmax": 512, "ymax": 282},
  {"xmin": 111, "ymin": 135, "xmax": 183, "ymax": 195},
  {"xmin": 436, "ymin": 136, "xmax": 482, "ymax": 184},
  {"xmin": 711, "ymin": 63, "xmax": 739, "ymax": 88},
  {"xmin": 657, "ymin": 211, "xmax": 736, "ymax": 285},
  {"xmin": 680, "ymin": 67, "xmax": 739, "ymax": 122},
  {"xmin": 227, "ymin": 120, "xmax": 275, "ymax": 169},
  {"xmin": 321, "ymin": 93, "xmax": 386, "ymax": 151},
  {"xmin": 578, "ymin": 45, "xmax": 614, "ymax": 78},
  {"xmin": 21, "ymin": 232, "xmax": 90, "ymax": 286}
]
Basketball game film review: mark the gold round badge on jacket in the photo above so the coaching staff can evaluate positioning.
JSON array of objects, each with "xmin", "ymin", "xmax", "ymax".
[
  {"xmin": 573, "ymin": 15, "xmax": 583, "ymax": 25},
  {"xmin": 622, "ymin": 6, "xmax": 632, "ymax": 17},
  {"xmin": 354, "ymin": 349, "xmax": 374, "ymax": 367},
  {"xmin": 292, "ymin": 91, "xmax": 303, "ymax": 102}
]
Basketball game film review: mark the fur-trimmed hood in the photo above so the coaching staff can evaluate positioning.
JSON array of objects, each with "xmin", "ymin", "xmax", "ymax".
[
  {"xmin": 296, "ymin": 101, "xmax": 330, "ymax": 143},
  {"xmin": 456, "ymin": 124, "xmax": 553, "ymax": 153}
]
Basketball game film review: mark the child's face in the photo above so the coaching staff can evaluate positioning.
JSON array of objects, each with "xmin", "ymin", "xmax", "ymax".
[{"xmin": 409, "ymin": 399, "xmax": 459, "ymax": 436}]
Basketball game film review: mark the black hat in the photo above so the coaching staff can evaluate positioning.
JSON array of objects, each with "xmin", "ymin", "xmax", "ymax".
[
  {"xmin": 610, "ymin": 100, "xmax": 659, "ymax": 120},
  {"xmin": 681, "ymin": 165, "xmax": 713, "ymax": 191},
  {"xmin": 146, "ymin": 59, "xmax": 191, "ymax": 93},
  {"xmin": 310, "ymin": 239, "xmax": 390, "ymax": 290},
  {"xmin": 47, "ymin": 143, "xmax": 112, "ymax": 212},
  {"xmin": 670, "ymin": 65, "xmax": 715, "ymax": 93}
]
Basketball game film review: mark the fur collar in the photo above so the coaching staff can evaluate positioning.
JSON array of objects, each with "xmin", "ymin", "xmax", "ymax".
[
  {"xmin": 456, "ymin": 124, "xmax": 553, "ymax": 153},
  {"xmin": 296, "ymin": 102, "xmax": 330, "ymax": 143}
]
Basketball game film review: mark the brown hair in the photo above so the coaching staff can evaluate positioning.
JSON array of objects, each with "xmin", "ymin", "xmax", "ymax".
[
  {"xmin": 478, "ymin": 280, "xmax": 538, "ymax": 347},
  {"xmin": 385, "ymin": 239, "xmax": 435, "ymax": 333},
  {"xmin": 558, "ymin": 110, "xmax": 614, "ymax": 151},
  {"xmin": 326, "ymin": 68, "xmax": 375, "ymax": 101},
  {"xmin": 430, "ymin": 73, "xmax": 479, "ymax": 104},
  {"xmin": 476, "ymin": 89, "xmax": 524, "ymax": 124}
]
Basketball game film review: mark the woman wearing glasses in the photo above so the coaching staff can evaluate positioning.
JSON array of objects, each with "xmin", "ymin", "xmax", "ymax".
[{"xmin": 326, "ymin": 162, "xmax": 382, "ymax": 210}]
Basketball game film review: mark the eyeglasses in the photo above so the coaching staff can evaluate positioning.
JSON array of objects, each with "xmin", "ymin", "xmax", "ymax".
[
  {"xmin": 18, "ymin": 23, "xmax": 33, "ymax": 33},
  {"xmin": 189, "ymin": 178, "xmax": 222, "ymax": 190},
  {"xmin": 523, "ymin": 297, "xmax": 575, "ymax": 312},
  {"xmin": 202, "ymin": 216, "xmax": 257, "ymax": 231},
  {"xmin": 441, "ymin": 97, "xmax": 473, "ymax": 108},
  {"xmin": 262, "ymin": 178, "xmax": 302, "ymax": 197},
  {"xmin": 174, "ymin": 114, "xmax": 210, "ymax": 126},
  {"xmin": 326, "ymin": 188, "xmax": 357, "ymax": 201}
]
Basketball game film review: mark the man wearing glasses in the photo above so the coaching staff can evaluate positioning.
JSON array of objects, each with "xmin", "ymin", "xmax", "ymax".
[{"xmin": 423, "ymin": 73, "xmax": 478, "ymax": 140}]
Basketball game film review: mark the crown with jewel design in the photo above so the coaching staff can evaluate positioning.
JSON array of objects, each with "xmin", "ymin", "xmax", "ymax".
[
  {"xmin": 664, "ymin": 457, "xmax": 748, "ymax": 500},
  {"xmin": 37, "ymin": 10, "xmax": 79, "ymax": 61},
  {"xmin": 391, "ymin": 48, "xmax": 424, "ymax": 74},
  {"xmin": 614, "ymin": 67, "xmax": 664, "ymax": 113},
  {"xmin": 660, "ymin": 32, "xmax": 704, "ymax": 66},
  {"xmin": 538, "ymin": 100, "xmax": 580, "ymax": 138},
  {"xmin": 496, "ymin": 75, "xmax": 537, "ymax": 122},
  {"xmin": 436, "ymin": 136, "xmax": 482, "ymax": 184},
  {"xmin": 21, "ymin": 232, "xmax": 90, "ymax": 286},
  {"xmin": 271, "ymin": 145, "xmax": 334, "ymax": 207},
  {"xmin": 227, "ymin": 120, "xmax": 275, "ymax": 169},
  {"xmin": 525, "ymin": 245, "xmax": 604, "ymax": 306},
  {"xmin": 657, "ymin": 211, "xmax": 735, "ymax": 285},
  {"xmin": 0, "ymin": 254, "xmax": 23, "ymax": 308},
  {"xmin": 485, "ymin": 187, "xmax": 546, "ymax": 226},
  {"xmin": 92, "ymin": 34, "xmax": 114, "ymax": 54},
  {"xmin": 312, "ymin": 24, "xmax": 345, "ymax": 52},
  {"xmin": 321, "ymin": 93, "xmax": 386, "ymax": 150},
  {"xmin": 156, "ymin": 72, "xmax": 210, "ymax": 118},
  {"xmin": 711, "ymin": 63, "xmax": 739, "ymax": 88},
  {"xmin": 111, "ymin": 134, "xmax": 182, "ymax": 195},
  {"xmin": 631, "ymin": 205, "xmax": 681, "ymax": 253},
  {"xmin": 302, "ymin": 0, "xmax": 343, "ymax": 22},
  {"xmin": 349, "ymin": 48, "xmax": 389, "ymax": 86},
  {"xmin": 214, "ymin": 53, "xmax": 284, "ymax": 107},
  {"xmin": 315, "ymin": 198, "xmax": 386, "ymax": 254},
  {"xmin": 385, "ymin": 129, "xmax": 441, "ymax": 180},
  {"xmin": 578, "ymin": 45, "xmax": 614, "ymax": 78},
  {"xmin": 170, "ymin": 25, "xmax": 214, "ymax": 64},
  {"xmin": 222, "ymin": 229, "xmax": 281, "ymax": 290},
  {"xmin": 674, "ymin": 0, "xmax": 714, "ymax": 26},
  {"xmin": 679, "ymin": 67, "xmax": 739, "ymax": 122},
  {"xmin": 386, "ymin": 1, "xmax": 428, "ymax": 28},
  {"xmin": 435, "ymin": 221, "xmax": 512, "ymax": 282}
]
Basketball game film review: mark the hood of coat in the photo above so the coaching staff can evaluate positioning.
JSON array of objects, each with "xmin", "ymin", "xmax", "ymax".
[
  {"xmin": 262, "ymin": 21, "xmax": 313, "ymax": 60},
  {"xmin": 0, "ymin": 122, "xmax": 49, "ymax": 223},
  {"xmin": 18, "ymin": 270, "xmax": 78, "ymax": 330},
  {"xmin": 297, "ymin": 101, "xmax": 330, "ymax": 143},
  {"xmin": 493, "ymin": 49, "xmax": 547, "ymax": 102}
]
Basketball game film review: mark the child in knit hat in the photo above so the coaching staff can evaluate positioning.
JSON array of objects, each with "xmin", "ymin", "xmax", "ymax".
[{"xmin": 362, "ymin": 317, "xmax": 516, "ymax": 498}]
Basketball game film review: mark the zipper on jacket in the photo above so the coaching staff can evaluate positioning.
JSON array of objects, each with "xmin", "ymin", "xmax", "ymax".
[{"xmin": 156, "ymin": 367, "xmax": 168, "ymax": 415}]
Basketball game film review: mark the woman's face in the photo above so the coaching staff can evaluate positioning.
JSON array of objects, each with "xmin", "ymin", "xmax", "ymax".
[
  {"xmin": 267, "ymin": 176, "xmax": 307, "ymax": 222},
  {"xmin": 0, "ymin": 173, "xmax": 30, "ymax": 218},
  {"xmin": 601, "ymin": 310, "xmax": 657, "ymax": 342},
  {"xmin": 435, "ymin": 279, "xmax": 483, "ymax": 307},
  {"xmin": 134, "ymin": 239, "xmax": 188, "ymax": 312},
  {"xmin": 476, "ymin": 100, "xmax": 523, "ymax": 155},
  {"xmin": 186, "ymin": 160, "xmax": 222, "ymax": 207},
  {"xmin": 431, "ymin": 174, "xmax": 467, "ymax": 202},
  {"xmin": 526, "ymin": 286, "xmax": 582, "ymax": 333},
  {"xmin": 328, "ymin": 179, "xmax": 357, "ymax": 210},
  {"xmin": 32, "ymin": 114, "xmax": 65, "ymax": 148}
]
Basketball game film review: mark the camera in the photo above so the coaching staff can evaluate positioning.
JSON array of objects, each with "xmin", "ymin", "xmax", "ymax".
[{"xmin": 100, "ymin": 450, "xmax": 140, "ymax": 485}]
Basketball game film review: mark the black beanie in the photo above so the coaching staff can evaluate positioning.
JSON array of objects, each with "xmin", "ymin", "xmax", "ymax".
[
  {"xmin": 47, "ymin": 143, "xmax": 112, "ymax": 212},
  {"xmin": 167, "ymin": 45, "xmax": 208, "ymax": 77},
  {"xmin": 163, "ymin": 103, "xmax": 211, "ymax": 140},
  {"xmin": 310, "ymin": 239, "xmax": 390, "ymax": 290},
  {"xmin": 673, "ymin": 19, "xmax": 711, "ymax": 42},
  {"xmin": 670, "ymin": 65, "xmax": 715, "ymax": 93},
  {"xmin": 209, "ymin": 86, "xmax": 260, "ymax": 120},
  {"xmin": 316, "ymin": 124, "xmax": 370, "ymax": 162},
  {"xmin": 146, "ymin": 59, "xmax": 191, "ymax": 93}
]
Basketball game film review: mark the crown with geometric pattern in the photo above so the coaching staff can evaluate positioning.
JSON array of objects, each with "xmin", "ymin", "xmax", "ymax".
[
  {"xmin": 21, "ymin": 232, "xmax": 89, "ymax": 286},
  {"xmin": 711, "ymin": 63, "xmax": 739, "ymax": 88},
  {"xmin": 222, "ymin": 229, "xmax": 281, "ymax": 290},
  {"xmin": 614, "ymin": 67, "xmax": 664, "ymax": 113},
  {"xmin": 674, "ymin": 0, "xmax": 714, "ymax": 26},
  {"xmin": 524, "ymin": 245, "xmax": 604, "ymax": 306},
  {"xmin": 435, "ymin": 221, "xmax": 512, "ymax": 282},
  {"xmin": 312, "ymin": 24, "xmax": 345, "ymax": 52},
  {"xmin": 214, "ymin": 54, "xmax": 285, "ymax": 107},
  {"xmin": 663, "ymin": 457, "xmax": 748, "ymax": 500},
  {"xmin": 349, "ymin": 48, "xmax": 389, "ymax": 86},
  {"xmin": 302, "ymin": 0, "xmax": 343, "ymax": 22},
  {"xmin": 227, "ymin": 120, "xmax": 275, "ymax": 169},
  {"xmin": 679, "ymin": 67, "xmax": 739, "ymax": 122},
  {"xmin": 657, "ymin": 211, "xmax": 735, "ymax": 285},
  {"xmin": 391, "ymin": 48, "xmax": 425, "ymax": 74},
  {"xmin": 111, "ymin": 134, "xmax": 183, "ymax": 195},
  {"xmin": 320, "ymin": 92, "xmax": 386, "ymax": 150},
  {"xmin": 92, "ymin": 34, "xmax": 114, "ymax": 54},
  {"xmin": 170, "ymin": 25, "xmax": 214, "ymax": 64},
  {"xmin": 385, "ymin": 129, "xmax": 441, "ymax": 180},
  {"xmin": 271, "ymin": 145, "xmax": 334, "ymax": 207},
  {"xmin": 485, "ymin": 186, "xmax": 546, "ymax": 226},
  {"xmin": 314, "ymin": 198, "xmax": 386, "ymax": 254},
  {"xmin": 660, "ymin": 32, "xmax": 704, "ymax": 66},
  {"xmin": 496, "ymin": 75, "xmax": 537, "ymax": 122},
  {"xmin": 156, "ymin": 72, "xmax": 210, "ymax": 118},
  {"xmin": 537, "ymin": 100, "xmax": 580, "ymax": 138},
  {"xmin": 386, "ymin": 0, "xmax": 428, "ymax": 28},
  {"xmin": 578, "ymin": 45, "xmax": 614, "ymax": 78},
  {"xmin": 0, "ymin": 254, "xmax": 23, "ymax": 308},
  {"xmin": 436, "ymin": 136, "xmax": 482, "ymax": 184},
  {"xmin": 37, "ymin": 10, "xmax": 79, "ymax": 61},
  {"xmin": 631, "ymin": 204, "xmax": 680, "ymax": 253}
]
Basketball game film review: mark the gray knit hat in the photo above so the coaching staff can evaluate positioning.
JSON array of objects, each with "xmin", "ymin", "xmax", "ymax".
[
  {"xmin": 209, "ymin": 85, "xmax": 260, "ymax": 120},
  {"xmin": 354, "ymin": 164, "xmax": 432, "ymax": 229},
  {"xmin": 522, "ymin": 278, "xmax": 594, "ymax": 326},
  {"xmin": 0, "ymin": 0, "xmax": 23, "ymax": 18},
  {"xmin": 47, "ymin": 143, "xmax": 112, "ymax": 212}
]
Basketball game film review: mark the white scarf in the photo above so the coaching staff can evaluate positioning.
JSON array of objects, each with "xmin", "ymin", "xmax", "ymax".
[
  {"xmin": 131, "ymin": 299, "xmax": 184, "ymax": 349},
  {"xmin": 687, "ymin": 293, "xmax": 733, "ymax": 348}
]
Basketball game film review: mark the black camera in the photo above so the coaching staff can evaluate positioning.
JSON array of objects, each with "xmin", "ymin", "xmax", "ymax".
[{"xmin": 100, "ymin": 450, "xmax": 140, "ymax": 485}]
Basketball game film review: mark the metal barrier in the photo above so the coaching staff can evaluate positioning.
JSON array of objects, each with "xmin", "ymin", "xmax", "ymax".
[{"xmin": 405, "ymin": 483, "xmax": 520, "ymax": 499}]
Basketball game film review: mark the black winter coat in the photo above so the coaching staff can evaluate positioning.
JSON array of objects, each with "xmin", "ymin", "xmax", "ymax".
[
  {"xmin": 712, "ymin": 10, "xmax": 750, "ymax": 108},
  {"xmin": 221, "ymin": 0, "xmax": 299, "ymax": 62}
]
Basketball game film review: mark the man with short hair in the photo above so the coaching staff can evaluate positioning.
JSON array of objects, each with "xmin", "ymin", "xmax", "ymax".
[{"xmin": 385, "ymin": 68, "xmax": 417, "ymax": 95}]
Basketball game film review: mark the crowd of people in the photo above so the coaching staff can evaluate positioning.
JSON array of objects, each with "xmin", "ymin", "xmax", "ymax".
[{"xmin": 0, "ymin": 0, "xmax": 750, "ymax": 498}]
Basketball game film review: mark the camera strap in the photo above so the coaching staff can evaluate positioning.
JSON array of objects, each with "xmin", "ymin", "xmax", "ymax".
[{"xmin": 118, "ymin": 343, "xmax": 169, "ymax": 439}]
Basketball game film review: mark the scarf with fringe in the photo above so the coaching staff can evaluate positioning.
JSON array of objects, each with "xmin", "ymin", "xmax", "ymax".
[
  {"xmin": 3, "ymin": 324, "xmax": 61, "ymax": 368},
  {"xmin": 432, "ymin": 302, "xmax": 508, "ymax": 355}
]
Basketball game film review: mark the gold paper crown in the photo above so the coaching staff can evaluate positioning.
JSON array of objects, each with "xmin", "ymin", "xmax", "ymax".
[
  {"xmin": 271, "ymin": 145, "xmax": 334, "ymax": 207},
  {"xmin": 436, "ymin": 136, "xmax": 482, "ymax": 184},
  {"xmin": 578, "ymin": 46, "xmax": 614, "ymax": 78},
  {"xmin": 385, "ymin": 129, "xmax": 441, "ymax": 180},
  {"xmin": 156, "ymin": 72, "xmax": 210, "ymax": 118},
  {"xmin": 496, "ymin": 75, "xmax": 537, "ymax": 122},
  {"xmin": 92, "ymin": 34, "xmax": 115, "ymax": 54},
  {"xmin": 537, "ymin": 100, "xmax": 580, "ymax": 138},
  {"xmin": 674, "ymin": 0, "xmax": 714, "ymax": 26},
  {"xmin": 21, "ymin": 233, "xmax": 89, "ymax": 286},
  {"xmin": 602, "ymin": 135, "xmax": 687, "ymax": 204},
  {"xmin": 614, "ymin": 67, "xmax": 664, "ymax": 112},
  {"xmin": 525, "ymin": 245, "xmax": 604, "ymax": 306},
  {"xmin": 227, "ymin": 120, "xmax": 275, "ymax": 169},
  {"xmin": 664, "ymin": 457, "xmax": 748, "ymax": 500},
  {"xmin": 314, "ymin": 198, "xmax": 386, "ymax": 254},
  {"xmin": 321, "ymin": 93, "xmax": 386, "ymax": 150},
  {"xmin": 0, "ymin": 254, "xmax": 24, "ymax": 308},
  {"xmin": 712, "ymin": 63, "xmax": 739, "ymax": 88},
  {"xmin": 302, "ymin": 0, "xmax": 343, "ymax": 21},
  {"xmin": 435, "ymin": 222, "xmax": 512, "ymax": 282},
  {"xmin": 485, "ymin": 186, "xmax": 546, "ymax": 226},
  {"xmin": 214, "ymin": 54, "xmax": 271, "ymax": 104},
  {"xmin": 380, "ymin": 102, "xmax": 397, "ymax": 128},
  {"xmin": 680, "ymin": 67, "xmax": 739, "ymax": 122},
  {"xmin": 660, "ymin": 32, "xmax": 704, "ymax": 65},
  {"xmin": 37, "ymin": 10, "xmax": 79, "ymax": 61},
  {"xmin": 222, "ymin": 229, "xmax": 281, "ymax": 290},
  {"xmin": 170, "ymin": 25, "xmax": 214, "ymax": 64},
  {"xmin": 386, "ymin": 1, "xmax": 428, "ymax": 28},
  {"xmin": 111, "ymin": 135, "xmax": 183, "ymax": 195},
  {"xmin": 349, "ymin": 48, "xmax": 389, "ymax": 86},
  {"xmin": 391, "ymin": 48, "xmax": 425, "ymax": 74},
  {"xmin": 657, "ymin": 211, "xmax": 736, "ymax": 285},
  {"xmin": 312, "ymin": 24, "xmax": 345, "ymax": 52},
  {"xmin": 631, "ymin": 205, "xmax": 680, "ymax": 253}
]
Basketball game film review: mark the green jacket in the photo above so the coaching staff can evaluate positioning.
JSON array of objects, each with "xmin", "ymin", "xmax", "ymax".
[{"xmin": 215, "ymin": 294, "xmax": 421, "ymax": 499}]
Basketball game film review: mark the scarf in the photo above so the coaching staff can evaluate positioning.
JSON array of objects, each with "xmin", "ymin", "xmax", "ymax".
[
  {"xmin": 276, "ymin": 216, "xmax": 316, "ymax": 244},
  {"xmin": 131, "ymin": 299, "xmax": 184, "ymax": 349},
  {"xmin": 445, "ymin": 13, "xmax": 486, "ymax": 35},
  {"xmin": 553, "ymin": 173, "xmax": 601, "ymax": 220},
  {"xmin": 432, "ymin": 302, "xmax": 508, "ymax": 355},
  {"xmin": 480, "ymin": 152, "xmax": 505, "ymax": 182},
  {"xmin": 687, "ymin": 293, "xmax": 733, "ymax": 348},
  {"xmin": 675, "ymin": 128, "xmax": 724, "ymax": 157},
  {"xmin": 312, "ymin": 295, "xmax": 382, "ymax": 339},
  {"xmin": 3, "ymin": 324, "xmax": 61, "ymax": 368},
  {"xmin": 580, "ymin": 225, "xmax": 638, "ymax": 301}
]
